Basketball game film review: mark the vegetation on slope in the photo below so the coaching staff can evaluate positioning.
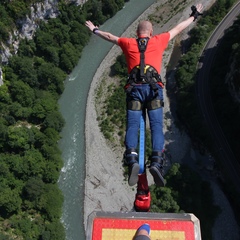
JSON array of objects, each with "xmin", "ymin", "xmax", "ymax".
[{"xmin": 0, "ymin": 0, "xmax": 128, "ymax": 239}]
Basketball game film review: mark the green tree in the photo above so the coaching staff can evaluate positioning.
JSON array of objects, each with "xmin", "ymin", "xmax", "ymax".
[
  {"xmin": 31, "ymin": 90, "xmax": 58, "ymax": 123},
  {"xmin": 0, "ymin": 123, "xmax": 8, "ymax": 150},
  {"xmin": 42, "ymin": 161, "xmax": 60, "ymax": 184},
  {"xmin": 9, "ymin": 80, "xmax": 35, "ymax": 107},
  {"xmin": 150, "ymin": 187, "xmax": 180, "ymax": 213},
  {"xmin": 69, "ymin": 24, "xmax": 89, "ymax": 46},
  {"xmin": 41, "ymin": 220, "xmax": 65, "ymax": 240},
  {"xmin": 35, "ymin": 31, "xmax": 54, "ymax": 55},
  {"xmin": 7, "ymin": 126, "xmax": 30, "ymax": 151},
  {"xmin": 48, "ymin": 18, "xmax": 70, "ymax": 46},
  {"xmin": 24, "ymin": 177, "xmax": 45, "ymax": 202},
  {"xmin": 8, "ymin": 56, "xmax": 38, "ymax": 87},
  {"xmin": 21, "ymin": 149, "xmax": 46, "ymax": 179},
  {"xmin": 37, "ymin": 62, "xmax": 65, "ymax": 93},
  {"xmin": 102, "ymin": 0, "xmax": 118, "ymax": 18},
  {"xmin": 59, "ymin": 42, "xmax": 80, "ymax": 73},
  {"xmin": 18, "ymin": 39, "xmax": 36, "ymax": 58},
  {"xmin": 43, "ymin": 46, "xmax": 60, "ymax": 66},
  {"xmin": 83, "ymin": 0, "xmax": 106, "ymax": 24},
  {"xmin": 8, "ymin": 102, "xmax": 32, "ymax": 120},
  {"xmin": 0, "ymin": 83, "xmax": 11, "ymax": 104},
  {"xmin": 6, "ymin": 0, "xmax": 31, "ymax": 20},
  {"xmin": 0, "ymin": 160, "xmax": 10, "ymax": 179},
  {"xmin": 10, "ymin": 212, "xmax": 43, "ymax": 240},
  {"xmin": 0, "ymin": 186, "xmax": 22, "ymax": 217},
  {"xmin": 39, "ymin": 184, "xmax": 63, "ymax": 221},
  {"xmin": 43, "ymin": 111, "xmax": 65, "ymax": 132},
  {"xmin": 43, "ymin": 127, "xmax": 61, "ymax": 144},
  {"xmin": 0, "ymin": 22, "xmax": 9, "ymax": 42}
]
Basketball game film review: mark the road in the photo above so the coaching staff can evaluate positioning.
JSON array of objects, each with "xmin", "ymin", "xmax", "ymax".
[{"xmin": 196, "ymin": 2, "xmax": 240, "ymax": 192}]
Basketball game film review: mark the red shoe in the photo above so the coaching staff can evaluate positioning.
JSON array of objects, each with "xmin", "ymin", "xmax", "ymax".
[{"xmin": 134, "ymin": 190, "xmax": 151, "ymax": 212}]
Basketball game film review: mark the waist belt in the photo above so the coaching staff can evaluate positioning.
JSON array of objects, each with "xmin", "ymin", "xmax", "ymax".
[{"xmin": 124, "ymin": 65, "xmax": 164, "ymax": 94}]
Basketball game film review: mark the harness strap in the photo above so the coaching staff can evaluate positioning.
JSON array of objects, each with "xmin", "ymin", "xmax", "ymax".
[
  {"xmin": 124, "ymin": 38, "xmax": 164, "ymax": 96},
  {"xmin": 147, "ymin": 99, "xmax": 164, "ymax": 110},
  {"xmin": 126, "ymin": 65, "xmax": 163, "ymax": 92},
  {"xmin": 125, "ymin": 148, "xmax": 137, "ymax": 155},
  {"xmin": 124, "ymin": 148, "xmax": 138, "ymax": 165},
  {"xmin": 151, "ymin": 151, "xmax": 164, "ymax": 165},
  {"xmin": 137, "ymin": 37, "xmax": 149, "ymax": 79},
  {"xmin": 127, "ymin": 100, "xmax": 143, "ymax": 111},
  {"xmin": 127, "ymin": 98, "xmax": 164, "ymax": 111}
]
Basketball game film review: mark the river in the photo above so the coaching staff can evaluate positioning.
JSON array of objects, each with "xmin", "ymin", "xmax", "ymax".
[{"xmin": 57, "ymin": 1, "xmax": 157, "ymax": 239}]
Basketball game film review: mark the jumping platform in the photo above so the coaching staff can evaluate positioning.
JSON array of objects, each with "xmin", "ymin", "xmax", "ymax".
[{"xmin": 86, "ymin": 211, "xmax": 201, "ymax": 240}]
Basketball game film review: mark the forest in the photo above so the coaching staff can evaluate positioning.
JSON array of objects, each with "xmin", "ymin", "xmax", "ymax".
[{"xmin": 0, "ymin": 0, "xmax": 128, "ymax": 239}]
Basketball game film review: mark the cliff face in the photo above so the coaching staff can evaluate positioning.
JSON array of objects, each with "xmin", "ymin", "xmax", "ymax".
[
  {"xmin": 1, "ymin": 0, "xmax": 58, "ymax": 64},
  {"xmin": 0, "ymin": 0, "xmax": 87, "ymax": 85},
  {"xmin": 0, "ymin": 0, "xmax": 87, "ymax": 64},
  {"xmin": 18, "ymin": 0, "xmax": 59, "ymax": 40}
]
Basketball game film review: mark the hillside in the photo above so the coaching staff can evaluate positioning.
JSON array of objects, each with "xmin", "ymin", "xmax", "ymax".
[{"xmin": 0, "ymin": 0, "xmax": 128, "ymax": 239}]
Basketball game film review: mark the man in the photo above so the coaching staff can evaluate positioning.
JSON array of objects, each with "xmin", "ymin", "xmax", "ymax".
[{"xmin": 85, "ymin": 4, "xmax": 203, "ymax": 187}]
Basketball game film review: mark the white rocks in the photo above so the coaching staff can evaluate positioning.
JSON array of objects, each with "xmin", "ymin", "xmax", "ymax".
[{"xmin": 1, "ymin": 0, "xmax": 60, "ymax": 64}]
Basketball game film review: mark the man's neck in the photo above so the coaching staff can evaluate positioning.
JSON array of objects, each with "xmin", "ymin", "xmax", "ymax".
[{"xmin": 138, "ymin": 34, "xmax": 150, "ymax": 38}]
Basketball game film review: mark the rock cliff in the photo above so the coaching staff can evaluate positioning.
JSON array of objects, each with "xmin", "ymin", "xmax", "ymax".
[
  {"xmin": 0, "ymin": 0, "xmax": 86, "ymax": 64},
  {"xmin": 0, "ymin": 0, "xmax": 87, "ymax": 85}
]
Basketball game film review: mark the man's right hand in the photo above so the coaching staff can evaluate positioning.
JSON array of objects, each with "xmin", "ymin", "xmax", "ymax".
[{"xmin": 190, "ymin": 4, "xmax": 203, "ymax": 21}]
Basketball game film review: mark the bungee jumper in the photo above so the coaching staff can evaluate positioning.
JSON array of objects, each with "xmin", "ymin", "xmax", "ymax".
[{"xmin": 85, "ymin": 4, "xmax": 203, "ymax": 192}]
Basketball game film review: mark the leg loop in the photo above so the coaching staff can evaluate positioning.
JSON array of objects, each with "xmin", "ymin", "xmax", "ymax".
[
  {"xmin": 127, "ymin": 100, "xmax": 143, "ymax": 111},
  {"xmin": 147, "ymin": 99, "xmax": 164, "ymax": 110}
]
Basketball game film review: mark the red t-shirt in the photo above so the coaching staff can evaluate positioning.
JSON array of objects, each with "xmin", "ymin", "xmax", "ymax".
[{"xmin": 118, "ymin": 32, "xmax": 170, "ymax": 73}]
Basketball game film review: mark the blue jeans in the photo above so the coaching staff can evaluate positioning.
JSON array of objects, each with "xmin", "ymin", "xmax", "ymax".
[
  {"xmin": 125, "ymin": 84, "xmax": 164, "ymax": 152},
  {"xmin": 134, "ymin": 236, "xmax": 150, "ymax": 240}
]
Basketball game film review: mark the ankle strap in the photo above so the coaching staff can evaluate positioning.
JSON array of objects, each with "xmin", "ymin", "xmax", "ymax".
[
  {"xmin": 151, "ymin": 151, "xmax": 164, "ymax": 165},
  {"xmin": 125, "ymin": 148, "xmax": 137, "ymax": 154}
]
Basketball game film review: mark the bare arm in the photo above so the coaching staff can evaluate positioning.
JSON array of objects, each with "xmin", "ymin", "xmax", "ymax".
[
  {"xmin": 168, "ymin": 4, "xmax": 203, "ymax": 40},
  {"xmin": 85, "ymin": 20, "xmax": 119, "ymax": 45}
]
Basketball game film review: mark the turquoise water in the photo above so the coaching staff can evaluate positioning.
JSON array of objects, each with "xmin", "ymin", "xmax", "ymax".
[{"xmin": 57, "ymin": 1, "xmax": 157, "ymax": 239}]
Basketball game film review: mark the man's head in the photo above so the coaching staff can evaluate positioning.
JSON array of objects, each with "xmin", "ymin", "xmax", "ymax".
[{"xmin": 137, "ymin": 21, "xmax": 153, "ymax": 37}]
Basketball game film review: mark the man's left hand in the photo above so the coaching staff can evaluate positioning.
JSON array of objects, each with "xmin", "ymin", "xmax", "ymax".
[{"xmin": 85, "ymin": 20, "xmax": 98, "ymax": 32}]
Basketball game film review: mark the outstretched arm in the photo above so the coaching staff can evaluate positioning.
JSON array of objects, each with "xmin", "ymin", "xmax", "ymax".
[
  {"xmin": 85, "ymin": 20, "xmax": 119, "ymax": 45},
  {"xmin": 168, "ymin": 4, "xmax": 203, "ymax": 40}
]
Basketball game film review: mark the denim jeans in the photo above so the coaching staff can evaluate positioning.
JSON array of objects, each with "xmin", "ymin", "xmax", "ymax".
[
  {"xmin": 125, "ymin": 83, "xmax": 164, "ymax": 152},
  {"xmin": 134, "ymin": 236, "xmax": 150, "ymax": 240}
]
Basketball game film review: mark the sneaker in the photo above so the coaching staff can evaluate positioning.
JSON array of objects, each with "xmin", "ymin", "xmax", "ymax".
[
  {"xmin": 124, "ymin": 149, "xmax": 139, "ymax": 186},
  {"xmin": 134, "ymin": 190, "xmax": 151, "ymax": 212},
  {"xmin": 128, "ymin": 162, "xmax": 140, "ymax": 186},
  {"xmin": 137, "ymin": 223, "xmax": 151, "ymax": 235},
  {"xmin": 149, "ymin": 162, "xmax": 165, "ymax": 187}
]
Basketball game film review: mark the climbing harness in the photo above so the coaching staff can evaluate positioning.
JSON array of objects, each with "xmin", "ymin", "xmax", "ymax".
[{"xmin": 125, "ymin": 37, "xmax": 164, "ymax": 110}]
